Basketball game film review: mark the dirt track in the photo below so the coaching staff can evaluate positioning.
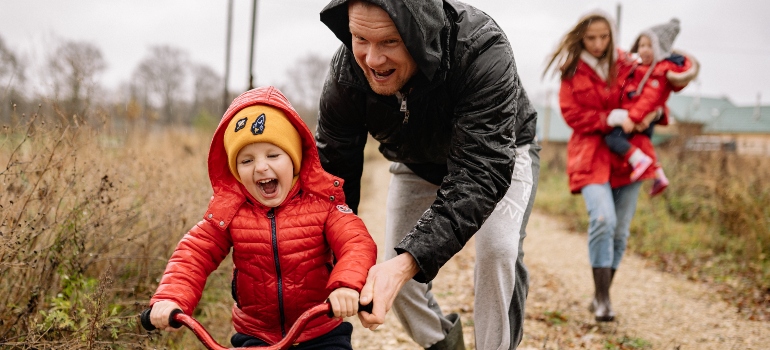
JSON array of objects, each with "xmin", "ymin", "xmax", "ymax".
[{"xmin": 348, "ymin": 155, "xmax": 769, "ymax": 349}]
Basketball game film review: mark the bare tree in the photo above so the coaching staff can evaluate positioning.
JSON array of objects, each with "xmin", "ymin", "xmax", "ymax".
[
  {"xmin": 191, "ymin": 63, "xmax": 222, "ymax": 124},
  {"xmin": 0, "ymin": 36, "xmax": 25, "ymax": 91},
  {"xmin": 0, "ymin": 35, "xmax": 26, "ymax": 123},
  {"xmin": 133, "ymin": 45, "xmax": 188, "ymax": 124},
  {"xmin": 280, "ymin": 53, "xmax": 330, "ymax": 130},
  {"xmin": 47, "ymin": 40, "xmax": 106, "ymax": 121}
]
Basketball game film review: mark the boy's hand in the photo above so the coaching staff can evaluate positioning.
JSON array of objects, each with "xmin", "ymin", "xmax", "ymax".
[
  {"xmin": 327, "ymin": 287, "xmax": 360, "ymax": 318},
  {"xmin": 150, "ymin": 300, "xmax": 183, "ymax": 332}
]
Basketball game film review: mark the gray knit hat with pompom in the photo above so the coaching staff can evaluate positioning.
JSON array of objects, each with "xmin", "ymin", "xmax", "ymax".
[{"xmin": 631, "ymin": 18, "xmax": 680, "ymax": 62}]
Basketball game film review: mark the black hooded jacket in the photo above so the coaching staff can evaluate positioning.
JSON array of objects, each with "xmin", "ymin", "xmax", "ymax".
[{"xmin": 317, "ymin": 0, "xmax": 537, "ymax": 282}]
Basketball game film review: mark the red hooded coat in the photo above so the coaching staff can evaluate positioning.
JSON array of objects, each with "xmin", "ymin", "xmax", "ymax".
[
  {"xmin": 559, "ymin": 50, "xmax": 657, "ymax": 193},
  {"xmin": 150, "ymin": 86, "xmax": 377, "ymax": 344}
]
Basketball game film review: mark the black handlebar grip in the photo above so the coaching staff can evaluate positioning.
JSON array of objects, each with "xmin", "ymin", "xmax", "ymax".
[
  {"xmin": 324, "ymin": 301, "xmax": 374, "ymax": 317},
  {"xmin": 358, "ymin": 302, "xmax": 373, "ymax": 314},
  {"xmin": 168, "ymin": 309, "xmax": 184, "ymax": 329},
  {"xmin": 140, "ymin": 308, "xmax": 155, "ymax": 331},
  {"xmin": 140, "ymin": 308, "xmax": 184, "ymax": 331}
]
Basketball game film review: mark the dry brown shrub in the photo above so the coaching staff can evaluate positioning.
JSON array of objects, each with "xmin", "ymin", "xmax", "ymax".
[{"xmin": 0, "ymin": 108, "xmax": 212, "ymax": 348}]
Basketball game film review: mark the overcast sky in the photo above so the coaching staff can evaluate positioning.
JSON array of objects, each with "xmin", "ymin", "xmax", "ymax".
[{"xmin": 2, "ymin": 0, "xmax": 768, "ymax": 106}]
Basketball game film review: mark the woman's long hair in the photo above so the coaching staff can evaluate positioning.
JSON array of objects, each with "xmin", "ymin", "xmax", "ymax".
[{"xmin": 543, "ymin": 13, "xmax": 617, "ymax": 85}]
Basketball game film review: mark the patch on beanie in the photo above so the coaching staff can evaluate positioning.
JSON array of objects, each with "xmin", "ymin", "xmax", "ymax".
[
  {"xmin": 234, "ymin": 117, "xmax": 247, "ymax": 132},
  {"xmin": 251, "ymin": 113, "xmax": 265, "ymax": 135}
]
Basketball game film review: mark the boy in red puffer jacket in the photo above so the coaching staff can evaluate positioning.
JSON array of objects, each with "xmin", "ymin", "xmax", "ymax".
[
  {"xmin": 606, "ymin": 18, "xmax": 699, "ymax": 196},
  {"xmin": 148, "ymin": 86, "xmax": 377, "ymax": 349}
]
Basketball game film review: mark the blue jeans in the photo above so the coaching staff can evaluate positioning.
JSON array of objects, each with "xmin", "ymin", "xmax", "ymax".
[{"xmin": 581, "ymin": 182, "xmax": 642, "ymax": 269}]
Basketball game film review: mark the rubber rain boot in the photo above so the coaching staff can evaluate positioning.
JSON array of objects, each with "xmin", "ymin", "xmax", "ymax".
[
  {"xmin": 592, "ymin": 267, "xmax": 615, "ymax": 322},
  {"xmin": 589, "ymin": 268, "xmax": 616, "ymax": 312},
  {"xmin": 426, "ymin": 313, "xmax": 465, "ymax": 350}
]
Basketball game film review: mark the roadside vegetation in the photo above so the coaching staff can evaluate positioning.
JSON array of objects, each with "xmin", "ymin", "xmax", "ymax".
[
  {"xmin": 0, "ymin": 107, "xmax": 224, "ymax": 348},
  {"xmin": 534, "ymin": 142, "xmax": 770, "ymax": 322}
]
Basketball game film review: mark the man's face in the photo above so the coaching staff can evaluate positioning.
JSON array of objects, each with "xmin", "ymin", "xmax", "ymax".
[{"xmin": 348, "ymin": 2, "xmax": 418, "ymax": 96}]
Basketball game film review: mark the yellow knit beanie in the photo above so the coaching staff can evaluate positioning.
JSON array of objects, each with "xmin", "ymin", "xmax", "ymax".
[{"xmin": 223, "ymin": 105, "xmax": 302, "ymax": 183}]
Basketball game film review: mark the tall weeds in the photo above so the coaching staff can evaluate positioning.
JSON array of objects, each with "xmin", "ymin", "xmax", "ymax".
[
  {"xmin": 536, "ymin": 142, "xmax": 770, "ymax": 321},
  {"xmin": 0, "ymin": 105, "xmax": 212, "ymax": 348}
]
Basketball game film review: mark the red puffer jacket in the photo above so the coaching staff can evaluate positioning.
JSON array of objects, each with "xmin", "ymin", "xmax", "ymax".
[
  {"xmin": 150, "ymin": 86, "xmax": 377, "ymax": 344},
  {"xmin": 608, "ymin": 57, "xmax": 694, "ymax": 188},
  {"xmin": 622, "ymin": 56, "xmax": 694, "ymax": 125},
  {"xmin": 560, "ymin": 50, "xmax": 657, "ymax": 193}
]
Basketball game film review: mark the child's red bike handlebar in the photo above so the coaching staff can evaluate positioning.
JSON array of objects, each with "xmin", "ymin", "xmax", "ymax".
[{"xmin": 140, "ymin": 302, "xmax": 373, "ymax": 350}]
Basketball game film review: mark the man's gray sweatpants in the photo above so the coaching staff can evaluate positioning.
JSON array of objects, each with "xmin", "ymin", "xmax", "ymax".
[{"xmin": 385, "ymin": 143, "xmax": 540, "ymax": 349}]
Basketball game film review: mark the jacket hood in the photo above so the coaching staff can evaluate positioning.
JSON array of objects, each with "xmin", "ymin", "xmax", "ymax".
[
  {"xmin": 208, "ymin": 86, "xmax": 345, "ymax": 212},
  {"xmin": 630, "ymin": 18, "xmax": 680, "ymax": 63},
  {"xmin": 320, "ymin": 0, "xmax": 445, "ymax": 81}
]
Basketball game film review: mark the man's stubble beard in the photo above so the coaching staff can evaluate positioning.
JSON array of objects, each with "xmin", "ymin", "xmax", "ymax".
[{"xmin": 364, "ymin": 72, "xmax": 410, "ymax": 96}]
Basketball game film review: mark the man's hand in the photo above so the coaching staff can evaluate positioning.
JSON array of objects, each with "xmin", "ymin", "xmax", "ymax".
[
  {"xmin": 150, "ymin": 300, "xmax": 183, "ymax": 332},
  {"xmin": 328, "ymin": 287, "xmax": 360, "ymax": 318},
  {"xmin": 357, "ymin": 252, "xmax": 419, "ymax": 330}
]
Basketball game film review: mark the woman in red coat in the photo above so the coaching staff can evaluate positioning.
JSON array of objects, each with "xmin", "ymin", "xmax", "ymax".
[
  {"xmin": 544, "ymin": 11, "xmax": 654, "ymax": 322},
  {"xmin": 148, "ymin": 86, "xmax": 377, "ymax": 348}
]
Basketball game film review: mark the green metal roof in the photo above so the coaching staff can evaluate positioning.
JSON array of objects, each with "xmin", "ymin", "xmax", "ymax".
[
  {"xmin": 704, "ymin": 106, "xmax": 770, "ymax": 134},
  {"xmin": 532, "ymin": 95, "xmax": 770, "ymax": 142},
  {"xmin": 667, "ymin": 94, "xmax": 735, "ymax": 124}
]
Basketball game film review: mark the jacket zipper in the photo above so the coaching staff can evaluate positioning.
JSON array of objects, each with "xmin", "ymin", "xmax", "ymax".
[
  {"xmin": 231, "ymin": 269, "xmax": 240, "ymax": 308},
  {"xmin": 396, "ymin": 91, "xmax": 410, "ymax": 125},
  {"xmin": 267, "ymin": 208, "xmax": 286, "ymax": 337}
]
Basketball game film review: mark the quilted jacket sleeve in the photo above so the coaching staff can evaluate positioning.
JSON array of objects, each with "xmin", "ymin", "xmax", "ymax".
[
  {"xmin": 394, "ymin": 26, "xmax": 522, "ymax": 282},
  {"xmin": 149, "ymin": 219, "xmax": 232, "ymax": 314},
  {"xmin": 324, "ymin": 205, "xmax": 377, "ymax": 292},
  {"xmin": 626, "ymin": 77, "xmax": 663, "ymax": 124}
]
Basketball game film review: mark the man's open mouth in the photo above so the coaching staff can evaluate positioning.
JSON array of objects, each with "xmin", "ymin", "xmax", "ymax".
[{"xmin": 372, "ymin": 69, "xmax": 395, "ymax": 79}]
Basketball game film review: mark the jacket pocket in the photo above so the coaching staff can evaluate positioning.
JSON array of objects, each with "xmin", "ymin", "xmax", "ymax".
[
  {"xmin": 231, "ymin": 269, "xmax": 240, "ymax": 308},
  {"xmin": 567, "ymin": 137, "xmax": 597, "ymax": 174}
]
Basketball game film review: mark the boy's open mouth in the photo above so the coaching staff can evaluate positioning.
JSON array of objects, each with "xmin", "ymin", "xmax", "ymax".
[{"xmin": 258, "ymin": 179, "xmax": 278, "ymax": 195}]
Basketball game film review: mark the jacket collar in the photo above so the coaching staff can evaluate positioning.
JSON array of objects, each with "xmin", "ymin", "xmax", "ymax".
[{"xmin": 580, "ymin": 50, "xmax": 609, "ymax": 82}]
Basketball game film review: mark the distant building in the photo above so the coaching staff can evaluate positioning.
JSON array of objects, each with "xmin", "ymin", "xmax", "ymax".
[
  {"xmin": 668, "ymin": 94, "xmax": 770, "ymax": 156},
  {"xmin": 534, "ymin": 94, "xmax": 770, "ymax": 157}
]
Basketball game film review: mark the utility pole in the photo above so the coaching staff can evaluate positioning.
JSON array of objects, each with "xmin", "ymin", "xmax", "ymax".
[
  {"xmin": 248, "ymin": 0, "xmax": 259, "ymax": 90},
  {"xmin": 222, "ymin": 0, "xmax": 233, "ymax": 113},
  {"xmin": 616, "ymin": 3, "xmax": 622, "ymax": 46},
  {"xmin": 543, "ymin": 89, "xmax": 552, "ymax": 145}
]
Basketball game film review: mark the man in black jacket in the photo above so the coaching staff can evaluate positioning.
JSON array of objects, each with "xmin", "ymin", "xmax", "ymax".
[{"xmin": 317, "ymin": 1, "xmax": 539, "ymax": 348}]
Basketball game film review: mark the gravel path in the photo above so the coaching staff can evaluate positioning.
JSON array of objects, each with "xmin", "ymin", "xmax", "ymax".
[{"xmin": 348, "ymin": 155, "xmax": 769, "ymax": 349}]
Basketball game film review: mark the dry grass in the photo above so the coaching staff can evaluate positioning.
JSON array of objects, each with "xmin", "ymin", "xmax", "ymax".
[
  {"xmin": 0, "ymin": 107, "xmax": 212, "ymax": 348},
  {"xmin": 535, "ymin": 142, "xmax": 770, "ymax": 322},
  {"xmin": 1, "ymin": 100, "xmax": 767, "ymax": 349}
]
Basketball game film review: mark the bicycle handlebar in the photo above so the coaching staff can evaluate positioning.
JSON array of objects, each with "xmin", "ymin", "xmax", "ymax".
[{"xmin": 140, "ymin": 302, "xmax": 374, "ymax": 350}]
